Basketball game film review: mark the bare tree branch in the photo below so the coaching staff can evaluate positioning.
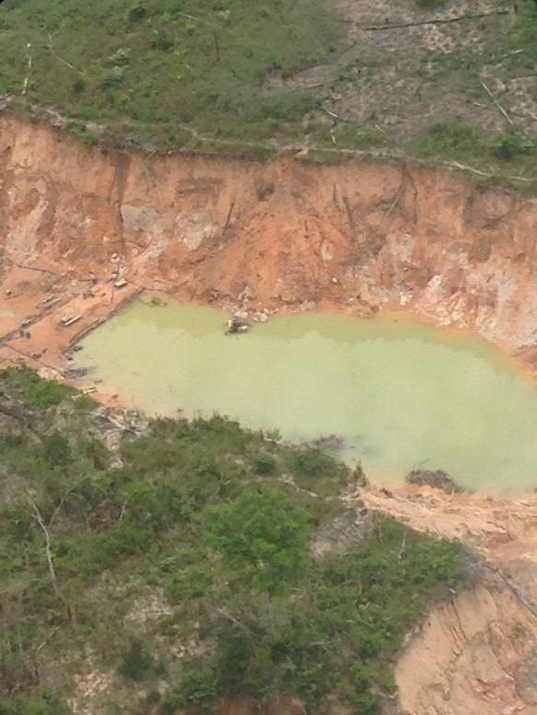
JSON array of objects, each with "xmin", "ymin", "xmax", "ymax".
[
  {"xmin": 46, "ymin": 33, "xmax": 82, "ymax": 74},
  {"xmin": 28, "ymin": 495, "xmax": 70, "ymax": 617},
  {"xmin": 48, "ymin": 475, "xmax": 89, "ymax": 528},
  {"xmin": 484, "ymin": 563, "xmax": 537, "ymax": 621},
  {"xmin": 448, "ymin": 160, "xmax": 532, "ymax": 183},
  {"xmin": 480, "ymin": 80, "xmax": 514, "ymax": 126},
  {"xmin": 22, "ymin": 44, "xmax": 33, "ymax": 96},
  {"xmin": 214, "ymin": 607, "xmax": 253, "ymax": 633},
  {"xmin": 4, "ymin": 255, "xmax": 61, "ymax": 277},
  {"xmin": 363, "ymin": 9, "xmax": 509, "ymax": 31},
  {"xmin": 398, "ymin": 529, "xmax": 407, "ymax": 561},
  {"xmin": 35, "ymin": 625, "xmax": 61, "ymax": 654}
]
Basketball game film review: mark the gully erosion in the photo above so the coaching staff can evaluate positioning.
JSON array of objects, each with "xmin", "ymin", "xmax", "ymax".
[{"xmin": 4, "ymin": 115, "xmax": 537, "ymax": 714}]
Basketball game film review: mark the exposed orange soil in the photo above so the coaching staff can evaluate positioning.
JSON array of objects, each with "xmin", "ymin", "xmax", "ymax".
[
  {"xmin": 361, "ymin": 484, "xmax": 537, "ymax": 715},
  {"xmin": 3, "ymin": 115, "xmax": 537, "ymax": 383}
]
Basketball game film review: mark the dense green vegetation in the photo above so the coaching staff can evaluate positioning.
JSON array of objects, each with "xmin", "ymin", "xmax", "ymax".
[{"xmin": 0, "ymin": 367, "xmax": 463, "ymax": 713}]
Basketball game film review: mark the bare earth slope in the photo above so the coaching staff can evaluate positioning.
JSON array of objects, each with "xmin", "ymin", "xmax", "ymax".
[
  {"xmin": 2, "ymin": 115, "xmax": 537, "ymax": 371},
  {"xmin": 363, "ymin": 485, "xmax": 537, "ymax": 714}
]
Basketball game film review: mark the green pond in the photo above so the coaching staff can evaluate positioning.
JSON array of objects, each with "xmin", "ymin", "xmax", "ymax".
[{"xmin": 74, "ymin": 297, "xmax": 537, "ymax": 494}]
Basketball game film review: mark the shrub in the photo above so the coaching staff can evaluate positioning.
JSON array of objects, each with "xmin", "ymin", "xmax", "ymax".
[
  {"xmin": 166, "ymin": 565, "xmax": 212, "ymax": 601},
  {"xmin": 118, "ymin": 639, "xmax": 153, "ymax": 680},
  {"xmin": 101, "ymin": 66, "xmax": 125, "ymax": 88},
  {"xmin": 126, "ymin": 4, "xmax": 147, "ymax": 24},
  {"xmin": 285, "ymin": 446, "xmax": 349, "ymax": 497},
  {"xmin": 150, "ymin": 28, "xmax": 175, "ymax": 51},
  {"xmin": 59, "ymin": 520, "xmax": 151, "ymax": 578},
  {"xmin": 84, "ymin": 438, "xmax": 110, "ymax": 470},
  {"xmin": 415, "ymin": 118, "xmax": 484, "ymax": 157},
  {"xmin": 0, "ymin": 696, "xmax": 69, "ymax": 715},
  {"xmin": 213, "ymin": 626, "xmax": 274, "ymax": 698},
  {"xmin": 251, "ymin": 450, "xmax": 276, "ymax": 475},
  {"xmin": 203, "ymin": 484, "xmax": 312, "ymax": 592},
  {"xmin": 354, "ymin": 127, "xmax": 388, "ymax": 148},
  {"xmin": 43, "ymin": 432, "xmax": 72, "ymax": 467},
  {"xmin": 508, "ymin": 0, "xmax": 537, "ymax": 61},
  {"xmin": 70, "ymin": 122, "xmax": 98, "ymax": 146},
  {"xmin": 349, "ymin": 692, "xmax": 379, "ymax": 715},
  {"xmin": 72, "ymin": 78, "xmax": 86, "ymax": 94},
  {"xmin": 492, "ymin": 131, "xmax": 534, "ymax": 161},
  {"xmin": 288, "ymin": 448, "xmax": 332, "ymax": 479},
  {"xmin": 127, "ymin": 481, "xmax": 185, "ymax": 530},
  {"xmin": 97, "ymin": 520, "xmax": 151, "ymax": 563},
  {"xmin": 166, "ymin": 667, "xmax": 217, "ymax": 711},
  {"xmin": 108, "ymin": 48, "xmax": 131, "ymax": 65},
  {"xmin": 1, "ymin": 367, "xmax": 70, "ymax": 409},
  {"xmin": 416, "ymin": 0, "xmax": 446, "ymax": 7}
]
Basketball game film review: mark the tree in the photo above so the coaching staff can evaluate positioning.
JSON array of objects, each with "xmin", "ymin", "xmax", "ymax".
[
  {"xmin": 118, "ymin": 639, "xmax": 153, "ymax": 680},
  {"xmin": 43, "ymin": 432, "xmax": 72, "ymax": 467},
  {"xmin": 203, "ymin": 485, "xmax": 312, "ymax": 592}
]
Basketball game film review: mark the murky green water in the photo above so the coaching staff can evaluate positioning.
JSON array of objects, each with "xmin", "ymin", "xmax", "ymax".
[{"xmin": 74, "ymin": 297, "xmax": 537, "ymax": 494}]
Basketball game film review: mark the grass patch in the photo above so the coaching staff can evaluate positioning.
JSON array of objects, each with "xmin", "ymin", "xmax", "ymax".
[
  {"xmin": 413, "ymin": 118, "xmax": 487, "ymax": 159},
  {"xmin": 507, "ymin": 0, "xmax": 537, "ymax": 61},
  {"xmin": 1, "ymin": 365, "xmax": 72, "ymax": 409},
  {"xmin": 0, "ymin": 0, "xmax": 342, "ymax": 149},
  {"xmin": 415, "ymin": 0, "xmax": 447, "ymax": 7},
  {"xmin": 0, "ymin": 696, "xmax": 69, "ymax": 715},
  {"xmin": 411, "ymin": 118, "xmax": 537, "ymax": 189}
]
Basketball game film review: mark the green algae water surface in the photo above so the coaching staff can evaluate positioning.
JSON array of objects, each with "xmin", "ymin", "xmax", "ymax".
[{"xmin": 75, "ymin": 297, "xmax": 537, "ymax": 494}]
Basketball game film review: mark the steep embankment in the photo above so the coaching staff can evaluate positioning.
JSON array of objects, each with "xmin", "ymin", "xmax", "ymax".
[
  {"xmin": 3, "ymin": 115, "xmax": 537, "ymax": 714},
  {"xmin": 2, "ymin": 115, "xmax": 537, "ymax": 365},
  {"xmin": 395, "ymin": 582, "xmax": 537, "ymax": 715},
  {"xmin": 363, "ymin": 485, "xmax": 537, "ymax": 714}
]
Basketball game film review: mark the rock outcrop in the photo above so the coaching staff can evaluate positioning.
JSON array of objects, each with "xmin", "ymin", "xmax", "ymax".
[{"xmin": 406, "ymin": 469, "xmax": 463, "ymax": 493}]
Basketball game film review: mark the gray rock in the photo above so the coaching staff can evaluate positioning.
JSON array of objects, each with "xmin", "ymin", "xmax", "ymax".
[
  {"xmin": 310, "ymin": 508, "xmax": 374, "ymax": 558},
  {"xmin": 405, "ymin": 469, "xmax": 464, "ymax": 493}
]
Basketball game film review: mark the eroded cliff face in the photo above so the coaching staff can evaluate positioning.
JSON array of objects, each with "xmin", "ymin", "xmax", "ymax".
[
  {"xmin": 2, "ymin": 115, "xmax": 537, "ymax": 361},
  {"xmin": 396, "ymin": 582, "xmax": 537, "ymax": 715},
  {"xmin": 363, "ymin": 485, "xmax": 537, "ymax": 715}
]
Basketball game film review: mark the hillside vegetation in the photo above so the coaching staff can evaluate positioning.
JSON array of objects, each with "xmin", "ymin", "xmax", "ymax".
[
  {"xmin": 0, "ymin": 0, "xmax": 341, "ymax": 151},
  {"xmin": 0, "ymin": 368, "xmax": 463, "ymax": 714},
  {"xmin": 1, "ymin": 0, "xmax": 537, "ymax": 183}
]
